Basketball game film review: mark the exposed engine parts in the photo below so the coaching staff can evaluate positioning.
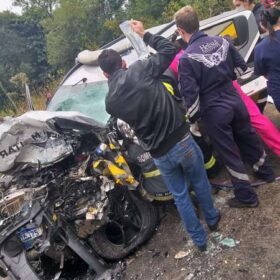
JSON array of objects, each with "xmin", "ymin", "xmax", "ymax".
[{"xmin": 0, "ymin": 112, "xmax": 158, "ymax": 279}]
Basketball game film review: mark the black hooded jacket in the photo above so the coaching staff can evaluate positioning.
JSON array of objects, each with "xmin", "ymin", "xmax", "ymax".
[{"xmin": 105, "ymin": 32, "xmax": 189, "ymax": 157}]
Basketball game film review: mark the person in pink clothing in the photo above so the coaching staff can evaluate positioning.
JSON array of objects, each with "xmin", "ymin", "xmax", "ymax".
[
  {"xmin": 169, "ymin": 47, "xmax": 280, "ymax": 157},
  {"xmin": 169, "ymin": 49, "xmax": 184, "ymax": 80},
  {"xmin": 232, "ymin": 81, "xmax": 280, "ymax": 156}
]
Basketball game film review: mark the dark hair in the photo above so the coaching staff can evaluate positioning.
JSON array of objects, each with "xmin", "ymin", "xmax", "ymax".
[
  {"xmin": 169, "ymin": 31, "xmax": 188, "ymax": 50},
  {"xmin": 98, "ymin": 49, "xmax": 122, "ymax": 75},
  {"xmin": 261, "ymin": 8, "xmax": 280, "ymax": 38},
  {"xmin": 174, "ymin": 6, "xmax": 199, "ymax": 34},
  {"xmin": 171, "ymin": 30, "xmax": 179, "ymax": 42}
]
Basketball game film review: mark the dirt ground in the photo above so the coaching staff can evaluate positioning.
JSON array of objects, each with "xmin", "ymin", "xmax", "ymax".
[{"xmin": 124, "ymin": 104, "xmax": 280, "ymax": 280}]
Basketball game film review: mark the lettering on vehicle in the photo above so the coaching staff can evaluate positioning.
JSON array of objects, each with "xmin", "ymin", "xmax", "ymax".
[
  {"xmin": 0, "ymin": 130, "xmax": 61, "ymax": 159},
  {"xmin": 31, "ymin": 130, "xmax": 60, "ymax": 141},
  {"xmin": 0, "ymin": 142, "xmax": 24, "ymax": 159},
  {"xmin": 19, "ymin": 228, "xmax": 42, "ymax": 242}
]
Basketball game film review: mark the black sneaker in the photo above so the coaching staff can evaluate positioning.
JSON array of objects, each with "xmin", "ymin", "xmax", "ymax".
[
  {"xmin": 208, "ymin": 211, "xmax": 221, "ymax": 231},
  {"xmin": 227, "ymin": 197, "xmax": 259, "ymax": 208},
  {"xmin": 197, "ymin": 244, "xmax": 207, "ymax": 252},
  {"xmin": 254, "ymin": 171, "xmax": 275, "ymax": 183}
]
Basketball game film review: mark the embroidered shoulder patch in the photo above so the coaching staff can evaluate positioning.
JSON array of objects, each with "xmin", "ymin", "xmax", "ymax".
[{"xmin": 187, "ymin": 39, "xmax": 229, "ymax": 68}]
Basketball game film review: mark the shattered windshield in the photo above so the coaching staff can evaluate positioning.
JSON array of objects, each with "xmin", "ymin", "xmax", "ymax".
[{"xmin": 47, "ymin": 81, "xmax": 110, "ymax": 124}]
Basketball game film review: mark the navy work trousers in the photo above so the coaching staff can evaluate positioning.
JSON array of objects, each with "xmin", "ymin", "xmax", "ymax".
[{"xmin": 201, "ymin": 90, "xmax": 271, "ymax": 204}]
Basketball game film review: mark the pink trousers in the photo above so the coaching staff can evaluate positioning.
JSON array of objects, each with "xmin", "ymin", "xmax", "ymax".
[{"xmin": 233, "ymin": 81, "xmax": 280, "ymax": 157}]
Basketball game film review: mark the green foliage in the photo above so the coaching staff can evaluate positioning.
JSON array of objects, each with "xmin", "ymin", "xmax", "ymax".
[
  {"xmin": 13, "ymin": 0, "xmax": 58, "ymax": 16},
  {"xmin": 125, "ymin": 0, "xmax": 170, "ymax": 26},
  {"xmin": 162, "ymin": 0, "xmax": 189, "ymax": 21},
  {"xmin": 163, "ymin": 0, "xmax": 232, "ymax": 21},
  {"xmin": 44, "ymin": 0, "xmax": 126, "ymax": 70},
  {"xmin": 10, "ymin": 72, "xmax": 29, "ymax": 91},
  {"xmin": 0, "ymin": 11, "xmax": 50, "ymax": 92},
  {"xmin": 43, "ymin": 0, "xmax": 88, "ymax": 69},
  {"xmin": 191, "ymin": 0, "xmax": 232, "ymax": 19},
  {"xmin": 41, "ymin": 0, "xmax": 233, "ymax": 70}
]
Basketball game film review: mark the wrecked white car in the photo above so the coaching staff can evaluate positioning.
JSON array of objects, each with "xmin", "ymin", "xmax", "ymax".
[{"xmin": 0, "ymin": 110, "xmax": 159, "ymax": 279}]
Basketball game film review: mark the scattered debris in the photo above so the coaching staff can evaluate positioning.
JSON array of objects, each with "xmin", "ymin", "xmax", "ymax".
[
  {"xmin": 175, "ymin": 250, "xmax": 191, "ymax": 259},
  {"xmin": 185, "ymin": 273, "xmax": 194, "ymax": 280},
  {"xmin": 127, "ymin": 257, "xmax": 135, "ymax": 265},
  {"xmin": 147, "ymin": 249, "xmax": 161, "ymax": 257},
  {"xmin": 220, "ymin": 237, "xmax": 239, "ymax": 248},
  {"xmin": 238, "ymin": 268, "xmax": 248, "ymax": 273},
  {"xmin": 96, "ymin": 261, "xmax": 126, "ymax": 280},
  {"xmin": 152, "ymin": 251, "xmax": 161, "ymax": 258},
  {"xmin": 211, "ymin": 232, "xmax": 240, "ymax": 248},
  {"xmin": 181, "ymin": 268, "xmax": 187, "ymax": 271},
  {"xmin": 211, "ymin": 232, "xmax": 221, "ymax": 240},
  {"xmin": 214, "ymin": 196, "xmax": 227, "ymax": 205}
]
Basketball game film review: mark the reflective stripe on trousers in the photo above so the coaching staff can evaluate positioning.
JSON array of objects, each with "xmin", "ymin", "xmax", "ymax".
[
  {"xmin": 253, "ymin": 151, "xmax": 266, "ymax": 172},
  {"xmin": 226, "ymin": 166, "xmax": 250, "ymax": 181}
]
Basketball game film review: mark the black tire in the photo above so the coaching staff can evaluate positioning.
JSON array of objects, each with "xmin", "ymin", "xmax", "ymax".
[{"xmin": 89, "ymin": 189, "xmax": 158, "ymax": 261}]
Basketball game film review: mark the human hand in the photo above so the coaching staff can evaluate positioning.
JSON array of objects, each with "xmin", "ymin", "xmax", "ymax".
[{"xmin": 130, "ymin": 20, "xmax": 145, "ymax": 37}]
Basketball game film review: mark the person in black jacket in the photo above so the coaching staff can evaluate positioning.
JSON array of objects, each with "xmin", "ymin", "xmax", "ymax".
[
  {"xmin": 98, "ymin": 20, "xmax": 220, "ymax": 251},
  {"xmin": 175, "ymin": 6, "xmax": 275, "ymax": 208}
]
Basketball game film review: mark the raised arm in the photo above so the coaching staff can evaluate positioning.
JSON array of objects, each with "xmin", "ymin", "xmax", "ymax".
[{"xmin": 131, "ymin": 20, "xmax": 178, "ymax": 78}]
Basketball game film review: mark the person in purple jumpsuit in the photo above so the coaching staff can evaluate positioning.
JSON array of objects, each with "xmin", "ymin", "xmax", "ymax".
[{"xmin": 175, "ymin": 6, "xmax": 275, "ymax": 208}]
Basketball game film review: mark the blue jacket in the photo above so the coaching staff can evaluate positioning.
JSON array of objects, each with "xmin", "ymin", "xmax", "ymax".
[
  {"xmin": 254, "ymin": 30, "xmax": 280, "ymax": 99},
  {"xmin": 179, "ymin": 31, "xmax": 247, "ymax": 123}
]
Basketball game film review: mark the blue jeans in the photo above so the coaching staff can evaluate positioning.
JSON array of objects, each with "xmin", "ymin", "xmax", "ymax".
[{"xmin": 153, "ymin": 134, "xmax": 219, "ymax": 246}]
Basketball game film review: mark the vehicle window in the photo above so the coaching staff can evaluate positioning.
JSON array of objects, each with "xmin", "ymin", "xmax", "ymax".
[
  {"xmin": 47, "ymin": 81, "xmax": 110, "ymax": 124},
  {"xmin": 219, "ymin": 22, "xmax": 238, "ymax": 40},
  {"xmin": 203, "ymin": 20, "xmax": 240, "ymax": 47}
]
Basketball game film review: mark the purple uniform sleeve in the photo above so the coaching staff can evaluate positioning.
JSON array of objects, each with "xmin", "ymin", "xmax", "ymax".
[
  {"xmin": 229, "ymin": 43, "xmax": 248, "ymax": 77},
  {"xmin": 178, "ymin": 56, "xmax": 200, "ymax": 124}
]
